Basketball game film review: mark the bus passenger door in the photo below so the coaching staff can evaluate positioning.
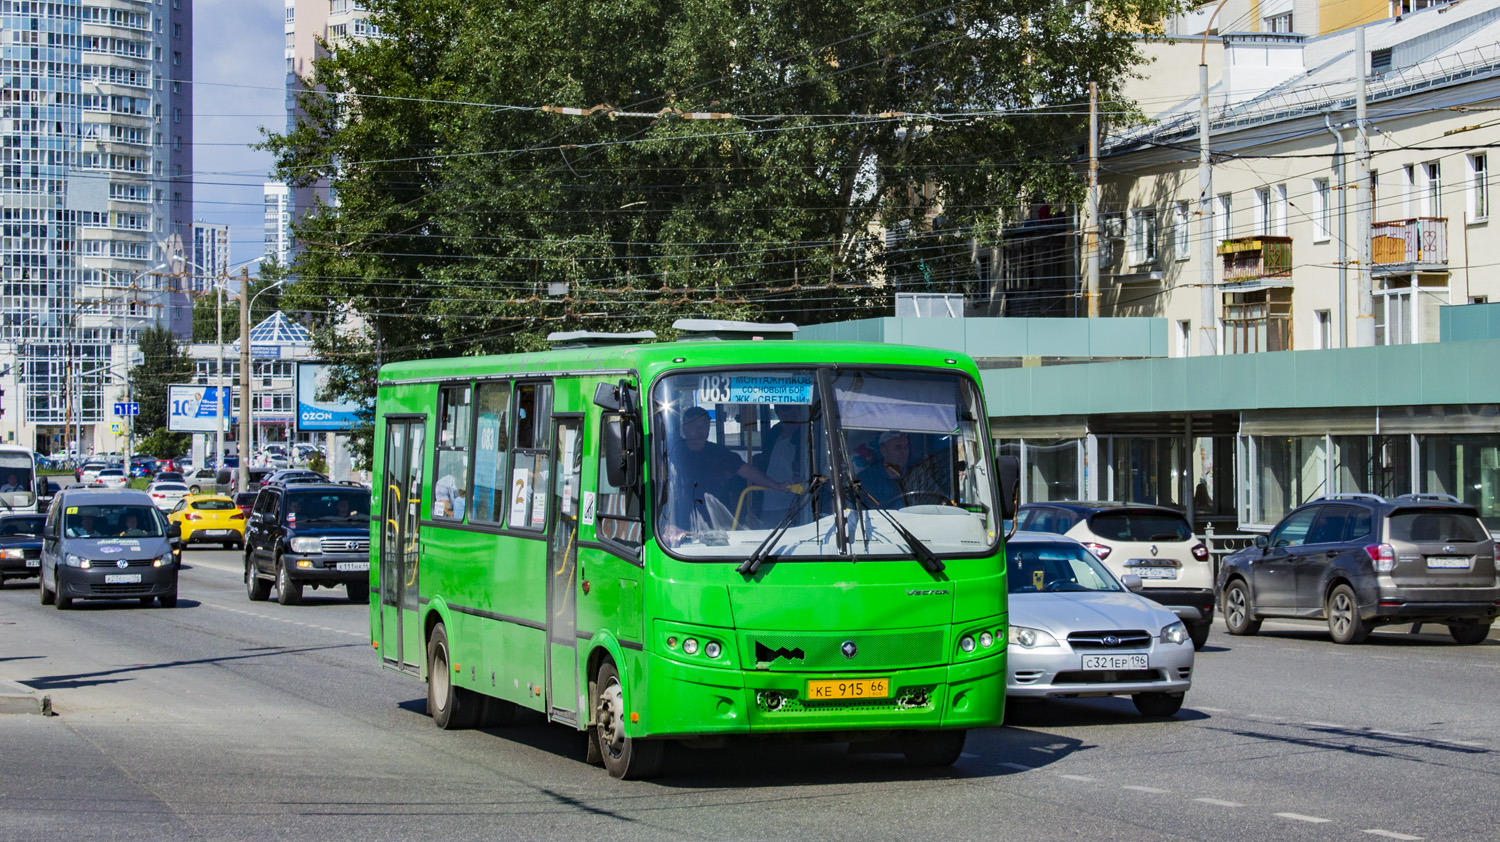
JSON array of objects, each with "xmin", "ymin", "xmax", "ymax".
[
  {"xmin": 545, "ymin": 416, "xmax": 583, "ymax": 726},
  {"xmin": 379, "ymin": 418, "xmax": 426, "ymax": 674}
]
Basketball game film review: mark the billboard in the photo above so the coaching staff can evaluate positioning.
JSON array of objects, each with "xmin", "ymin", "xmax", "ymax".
[
  {"xmin": 167, "ymin": 385, "xmax": 235, "ymax": 433},
  {"xmin": 296, "ymin": 362, "xmax": 366, "ymax": 432}
]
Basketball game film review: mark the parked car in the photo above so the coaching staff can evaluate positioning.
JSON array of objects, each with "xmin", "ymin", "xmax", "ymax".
[
  {"xmin": 93, "ymin": 468, "xmax": 131, "ymax": 489},
  {"xmin": 168, "ymin": 494, "xmax": 246, "ymax": 548},
  {"xmin": 76, "ymin": 460, "xmax": 110, "ymax": 484},
  {"xmin": 262, "ymin": 469, "xmax": 329, "ymax": 488},
  {"xmin": 1005, "ymin": 532, "xmax": 1195, "ymax": 717},
  {"xmin": 1220, "ymin": 493, "xmax": 1500, "ymax": 645},
  {"xmin": 1016, "ymin": 502, "xmax": 1216, "ymax": 649},
  {"xmin": 129, "ymin": 457, "xmax": 158, "ymax": 478},
  {"xmin": 39, "ymin": 487, "xmax": 181, "ymax": 608},
  {"xmin": 185, "ymin": 468, "xmax": 219, "ymax": 494},
  {"xmin": 146, "ymin": 481, "xmax": 190, "ymax": 511},
  {"xmin": 244, "ymin": 483, "xmax": 371, "ymax": 605},
  {"xmin": 0, "ymin": 513, "xmax": 45, "ymax": 586},
  {"xmin": 154, "ymin": 471, "xmax": 186, "ymax": 485}
]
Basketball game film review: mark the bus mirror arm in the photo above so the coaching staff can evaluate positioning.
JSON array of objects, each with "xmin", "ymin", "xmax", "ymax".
[{"xmin": 996, "ymin": 455, "xmax": 1020, "ymax": 522}]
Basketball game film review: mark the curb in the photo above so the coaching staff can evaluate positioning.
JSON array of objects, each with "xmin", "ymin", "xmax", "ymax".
[{"xmin": 0, "ymin": 677, "xmax": 52, "ymax": 716}]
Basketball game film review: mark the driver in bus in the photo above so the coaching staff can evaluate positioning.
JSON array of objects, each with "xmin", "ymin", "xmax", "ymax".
[
  {"xmin": 856, "ymin": 431, "xmax": 937, "ymax": 508},
  {"xmin": 0, "ymin": 472, "xmax": 22, "ymax": 492},
  {"xmin": 665, "ymin": 406, "xmax": 788, "ymax": 542}
]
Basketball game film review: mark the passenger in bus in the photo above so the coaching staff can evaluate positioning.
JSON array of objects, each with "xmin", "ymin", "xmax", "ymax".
[
  {"xmin": 755, "ymin": 404, "xmax": 814, "ymax": 524},
  {"xmin": 433, "ymin": 473, "xmax": 465, "ymax": 519},
  {"xmin": 666, "ymin": 406, "xmax": 787, "ymax": 536}
]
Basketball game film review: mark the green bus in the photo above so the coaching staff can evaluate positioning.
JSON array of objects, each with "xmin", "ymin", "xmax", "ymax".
[{"xmin": 370, "ymin": 322, "xmax": 1017, "ymax": 778}]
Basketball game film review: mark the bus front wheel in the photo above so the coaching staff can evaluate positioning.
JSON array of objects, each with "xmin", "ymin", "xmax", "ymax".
[
  {"xmin": 901, "ymin": 729, "xmax": 967, "ymax": 766},
  {"xmin": 427, "ymin": 624, "xmax": 478, "ymax": 730},
  {"xmin": 592, "ymin": 661, "xmax": 663, "ymax": 779}
]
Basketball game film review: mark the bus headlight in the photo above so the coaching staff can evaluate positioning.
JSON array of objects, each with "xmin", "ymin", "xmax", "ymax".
[
  {"xmin": 704, "ymin": 641, "xmax": 722, "ymax": 659},
  {"xmin": 682, "ymin": 638, "xmax": 699, "ymax": 655}
]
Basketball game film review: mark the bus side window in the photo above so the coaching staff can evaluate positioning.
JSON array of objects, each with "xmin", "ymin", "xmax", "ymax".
[
  {"xmin": 433, "ymin": 384, "xmax": 471, "ymax": 521},
  {"xmin": 469, "ymin": 381, "xmax": 511, "ymax": 524},
  {"xmin": 596, "ymin": 413, "xmax": 642, "ymax": 551},
  {"xmin": 509, "ymin": 382, "xmax": 554, "ymax": 530}
]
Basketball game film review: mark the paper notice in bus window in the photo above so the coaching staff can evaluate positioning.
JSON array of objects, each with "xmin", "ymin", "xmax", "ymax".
[
  {"xmin": 510, "ymin": 467, "xmax": 531, "ymax": 525},
  {"xmin": 531, "ymin": 492, "xmax": 547, "ymax": 527}
]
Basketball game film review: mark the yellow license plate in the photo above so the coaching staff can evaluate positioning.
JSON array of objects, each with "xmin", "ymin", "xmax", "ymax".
[{"xmin": 806, "ymin": 678, "xmax": 891, "ymax": 701}]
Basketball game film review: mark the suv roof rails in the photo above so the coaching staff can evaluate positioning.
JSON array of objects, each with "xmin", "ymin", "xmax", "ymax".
[
  {"xmin": 1389, "ymin": 493, "xmax": 1463, "ymax": 504},
  {"xmin": 1315, "ymin": 493, "xmax": 1387, "ymax": 503}
]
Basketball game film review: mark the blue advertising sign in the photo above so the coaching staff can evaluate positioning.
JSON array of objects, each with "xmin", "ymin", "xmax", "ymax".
[
  {"xmin": 296, "ymin": 362, "xmax": 367, "ymax": 432},
  {"xmin": 166, "ymin": 385, "xmax": 235, "ymax": 433}
]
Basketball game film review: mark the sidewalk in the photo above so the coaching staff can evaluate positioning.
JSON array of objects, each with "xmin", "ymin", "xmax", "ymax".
[{"xmin": 0, "ymin": 675, "xmax": 51, "ymax": 715}]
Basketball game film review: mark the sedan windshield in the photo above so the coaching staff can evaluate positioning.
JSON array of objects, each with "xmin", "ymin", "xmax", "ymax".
[
  {"xmin": 652, "ymin": 367, "xmax": 997, "ymax": 560},
  {"xmin": 63, "ymin": 504, "xmax": 166, "ymax": 538},
  {"xmin": 1008, "ymin": 542, "xmax": 1122, "ymax": 593}
]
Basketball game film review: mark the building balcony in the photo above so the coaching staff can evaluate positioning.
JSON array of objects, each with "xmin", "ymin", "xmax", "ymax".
[
  {"xmin": 1372, "ymin": 217, "xmax": 1447, "ymax": 268},
  {"xmin": 1217, "ymin": 235, "xmax": 1292, "ymax": 282}
]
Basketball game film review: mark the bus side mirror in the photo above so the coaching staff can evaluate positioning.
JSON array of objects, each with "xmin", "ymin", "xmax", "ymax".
[
  {"xmin": 996, "ymin": 455, "xmax": 1020, "ymax": 520},
  {"xmin": 592, "ymin": 381, "xmax": 621, "ymax": 411},
  {"xmin": 602, "ymin": 415, "xmax": 641, "ymax": 490}
]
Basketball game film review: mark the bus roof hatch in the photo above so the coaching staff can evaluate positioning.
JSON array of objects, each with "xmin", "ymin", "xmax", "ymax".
[
  {"xmin": 672, "ymin": 319, "xmax": 799, "ymax": 342},
  {"xmin": 546, "ymin": 330, "xmax": 658, "ymax": 349}
]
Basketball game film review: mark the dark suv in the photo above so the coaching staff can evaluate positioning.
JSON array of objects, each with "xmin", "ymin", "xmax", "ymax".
[
  {"xmin": 1220, "ymin": 494, "xmax": 1499, "ymax": 644},
  {"xmin": 243, "ymin": 483, "xmax": 371, "ymax": 605}
]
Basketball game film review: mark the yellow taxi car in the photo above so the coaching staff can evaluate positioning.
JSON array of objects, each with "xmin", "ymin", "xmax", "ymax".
[{"xmin": 168, "ymin": 494, "xmax": 247, "ymax": 548}]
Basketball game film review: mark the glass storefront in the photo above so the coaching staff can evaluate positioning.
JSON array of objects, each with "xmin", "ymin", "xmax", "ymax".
[
  {"xmin": 1421, "ymin": 434, "xmax": 1500, "ymax": 529},
  {"xmin": 995, "ymin": 438, "xmax": 1082, "ymax": 504},
  {"xmin": 1333, "ymin": 435, "xmax": 1411, "ymax": 498},
  {"xmin": 1107, "ymin": 436, "xmax": 1185, "ymax": 508},
  {"xmin": 1254, "ymin": 435, "xmax": 1327, "ymax": 525}
]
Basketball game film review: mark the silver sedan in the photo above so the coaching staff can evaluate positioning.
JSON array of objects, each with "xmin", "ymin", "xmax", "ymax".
[{"xmin": 1006, "ymin": 532, "xmax": 1195, "ymax": 717}]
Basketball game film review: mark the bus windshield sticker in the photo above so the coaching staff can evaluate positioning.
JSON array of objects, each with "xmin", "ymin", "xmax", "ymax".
[{"xmin": 698, "ymin": 374, "xmax": 815, "ymax": 405}]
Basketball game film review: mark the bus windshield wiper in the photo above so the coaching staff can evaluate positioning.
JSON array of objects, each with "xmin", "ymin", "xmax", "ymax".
[
  {"xmin": 738, "ymin": 476, "xmax": 825, "ymax": 576},
  {"xmin": 845, "ymin": 481, "xmax": 943, "ymax": 575}
]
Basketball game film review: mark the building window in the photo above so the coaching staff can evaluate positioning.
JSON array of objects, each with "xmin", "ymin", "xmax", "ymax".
[
  {"xmin": 1214, "ymin": 193, "xmax": 1232, "ymax": 242},
  {"xmin": 1369, "ymin": 170, "xmax": 1380, "ymax": 219},
  {"xmin": 1254, "ymin": 187, "xmax": 1271, "ymax": 235},
  {"xmin": 1177, "ymin": 319, "xmax": 1191, "ymax": 357},
  {"xmin": 1265, "ymin": 12, "xmax": 1293, "ymax": 32},
  {"xmin": 1225, "ymin": 288, "xmax": 1292, "ymax": 354},
  {"xmin": 1468, "ymin": 153, "xmax": 1488, "ymax": 221},
  {"xmin": 172, "ymin": 51, "xmax": 181, "ymax": 67},
  {"xmin": 1312, "ymin": 178, "xmax": 1331, "ymax": 242},
  {"xmin": 1374, "ymin": 276, "xmax": 1448, "ymax": 345},
  {"xmin": 1174, "ymin": 201, "xmax": 1191, "ymax": 260},
  {"xmin": 1314, "ymin": 309, "xmax": 1332, "ymax": 349},
  {"xmin": 1128, "ymin": 207, "xmax": 1157, "ymax": 266},
  {"xmin": 1274, "ymin": 183, "xmax": 1288, "ymax": 235},
  {"xmin": 1402, "ymin": 164, "xmax": 1416, "ymax": 218},
  {"xmin": 1420, "ymin": 161, "xmax": 1441, "ymax": 217}
]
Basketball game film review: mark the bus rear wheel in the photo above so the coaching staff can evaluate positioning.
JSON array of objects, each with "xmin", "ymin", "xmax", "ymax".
[
  {"xmin": 901, "ymin": 729, "xmax": 967, "ymax": 767},
  {"xmin": 592, "ymin": 661, "xmax": 662, "ymax": 779},
  {"xmin": 426, "ymin": 623, "xmax": 478, "ymax": 730}
]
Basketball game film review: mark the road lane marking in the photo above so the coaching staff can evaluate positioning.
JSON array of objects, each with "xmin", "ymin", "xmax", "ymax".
[
  {"xmin": 199, "ymin": 602, "xmax": 365, "ymax": 638},
  {"xmin": 1194, "ymin": 799, "xmax": 1243, "ymax": 808},
  {"xmin": 1058, "ymin": 774, "xmax": 1097, "ymax": 782},
  {"xmin": 1363, "ymin": 831, "xmax": 1422, "ymax": 840},
  {"xmin": 1275, "ymin": 813, "xmax": 1331, "ymax": 824},
  {"xmin": 1121, "ymin": 786, "xmax": 1170, "ymax": 794},
  {"xmin": 1304, "ymin": 721, "xmax": 1343, "ymax": 728}
]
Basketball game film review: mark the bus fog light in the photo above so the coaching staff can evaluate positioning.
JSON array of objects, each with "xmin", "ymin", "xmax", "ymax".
[
  {"xmin": 683, "ymin": 638, "xmax": 699, "ymax": 655},
  {"xmin": 959, "ymin": 635, "xmax": 975, "ymax": 653},
  {"xmin": 704, "ymin": 641, "xmax": 721, "ymax": 659},
  {"xmin": 757, "ymin": 691, "xmax": 784, "ymax": 711},
  {"xmin": 666, "ymin": 636, "xmax": 678, "ymax": 649},
  {"xmin": 978, "ymin": 631, "xmax": 994, "ymax": 648}
]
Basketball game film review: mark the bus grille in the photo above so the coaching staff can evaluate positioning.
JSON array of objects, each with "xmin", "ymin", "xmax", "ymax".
[{"xmin": 745, "ymin": 629, "xmax": 945, "ymax": 671}]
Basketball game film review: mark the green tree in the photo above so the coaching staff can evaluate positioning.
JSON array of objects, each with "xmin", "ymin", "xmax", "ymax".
[
  {"xmin": 265, "ymin": 0, "xmax": 1173, "ymax": 464},
  {"xmin": 136, "ymin": 428, "xmax": 190, "ymax": 460},
  {"xmin": 129, "ymin": 325, "xmax": 195, "ymax": 437}
]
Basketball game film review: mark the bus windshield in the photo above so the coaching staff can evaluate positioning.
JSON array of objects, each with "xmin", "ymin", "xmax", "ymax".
[
  {"xmin": 652, "ymin": 367, "xmax": 997, "ymax": 560},
  {"xmin": 0, "ymin": 453, "xmax": 35, "ymax": 509}
]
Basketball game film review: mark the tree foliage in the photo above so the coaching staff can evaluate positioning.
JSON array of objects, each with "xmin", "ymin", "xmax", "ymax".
[
  {"xmin": 136, "ymin": 428, "xmax": 190, "ymax": 460},
  {"xmin": 129, "ymin": 325, "xmax": 194, "ymax": 437},
  {"xmin": 265, "ymin": 0, "xmax": 1172, "ymax": 425}
]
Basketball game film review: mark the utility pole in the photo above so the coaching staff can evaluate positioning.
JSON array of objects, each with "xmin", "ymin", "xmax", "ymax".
[
  {"xmin": 238, "ymin": 268, "xmax": 251, "ymax": 494},
  {"xmin": 1354, "ymin": 26, "xmax": 1375, "ymax": 346},
  {"xmin": 1198, "ymin": 59, "xmax": 1216, "ymax": 356},
  {"xmin": 1086, "ymin": 81, "xmax": 1100, "ymax": 318},
  {"xmin": 215, "ymin": 274, "xmax": 225, "ymax": 468},
  {"xmin": 1325, "ymin": 115, "xmax": 1347, "ymax": 348}
]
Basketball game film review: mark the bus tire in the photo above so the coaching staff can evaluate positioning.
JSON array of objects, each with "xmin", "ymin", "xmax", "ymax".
[
  {"xmin": 427, "ymin": 623, "xmax": 478, "ymax": 730},
  {"xmin": 479, "ymin": 695, "xmax": 517, "ymax": 728},
  {"xmin": 901, "ymin": 729, "xmax": 966, "ymax": 767},
  {"xmin": 593, "ymin": 661, "xmax": 662, "ymax": 779}
]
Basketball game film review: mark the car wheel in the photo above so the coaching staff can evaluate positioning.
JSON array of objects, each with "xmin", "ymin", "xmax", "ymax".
[
  {"xmin": 1222, "ymin": 579, "xmax": 1261, "ymax": 636},
  {"xmin": 1187, "ymin": 620, "xmax": 1211, "ymax": 650},
  {"xmin": 426, "ymin": 623, "xmax": 478, "ymax": 730},
  {"xmin": 39, "ymin": 572, "xmax": 54, "ymax": 605},
  {"xmin": 346, "ymin": 580, "xmax": 370, "ymax": 604},
  {"xmin": 188, "ymin": 485, "xmax": 200, "ymax": 494},
  {"xmin": 901, "ymin": 729, "xmax": 967, "ymax": 766},
  {"xmin": 245, "ymin": 556, "xmax": 271, "ymax": 601},
  {"xmin": 275, "ymin": 554, "xmax": 302, "ymax": 605},
  {"xmin": 54, "ymin": 570, "xmax": 72, "ymax": 610},
  {"xmin": 593, "ymin": 660, "xmax": 663, "ymax": 779},
  {"xmin": 158, "ymin": 589, "xmax": 178, "ymax": 608},
  {"xmin": 1448, "ymin": 621, "xmax": 1492, "ymax": 645},
  {"xmin": 1326, "ymin": 583, "xmax": 1369, "ymax": 644},
  {"xmin": 1133, "ymin": 692, "xmax": 1185, "ymax": 718}
]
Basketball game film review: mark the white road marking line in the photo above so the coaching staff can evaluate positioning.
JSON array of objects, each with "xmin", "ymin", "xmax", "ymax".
[
  {"xmin": 998, "ymin": 762, "xmax": 1033, "ymax": 771},
  {"xmin": 1275, "ymin": 813, "xmax": 1332, "ymax": 824},
  {"xmin": 1448, "ymin": 740, "xmax": 1485, "ymax": 747},
  {"xmin": 1362, "ymin": 830, "xmax": 1422, "ymax": 840},
  {"xmin": 1122, "ymin": 786, "xmax": 1170, "ymax": 794},
  {"xmin": 200, "ymin": 602, "xmax": 364, "ymax": 637},
  {"xmin": 1058, "ymin": 774, "xmax": 1097, "ymax": 782},
  {"xmin": 1194, "ymin": 798, "xmax": 1243, "ymax": 808},
  {"xmin": 1368, "ymin": 730, "xmax": 1413, "ymax": 738},
  {"xmin": 1304, "ymin": 721, "xmax": 1343, "ymax": 728}
]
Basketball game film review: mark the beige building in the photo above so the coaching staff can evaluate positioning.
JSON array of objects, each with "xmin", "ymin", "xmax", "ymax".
[
  {"xmin": 1168, "ymin": 0, "xmax": 1456, "ymax": 38},
  {"xmin": 1014, "ymin": 1, "xmax": 1500, "ymax": 357}
]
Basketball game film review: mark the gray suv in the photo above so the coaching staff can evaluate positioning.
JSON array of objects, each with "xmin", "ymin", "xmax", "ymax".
[
  {"xmin": 39, "ymin": 487, "xmax": 181, "ymax": 608},
  {"xmin": 1219, "ymin": 494, "xmax": 1499, "ymax": 644}
]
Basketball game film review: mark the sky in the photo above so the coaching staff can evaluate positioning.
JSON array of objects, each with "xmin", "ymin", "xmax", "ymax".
[{"xmin": 192, "ymin": 0, "xmax": 285, "ymax": 270}]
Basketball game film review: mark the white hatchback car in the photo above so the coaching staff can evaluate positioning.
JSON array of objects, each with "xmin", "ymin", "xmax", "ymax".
[
  {"xmin": 1006, "ymin": 532, "xmax": 1195, "ymax": 717},
  {"xmin": 146, "ymin": 482, "xmax": 190, "ymax": 511},
  {"xmin": 93, "ymin": 468, "xmax": 131, "ymax": 489}
]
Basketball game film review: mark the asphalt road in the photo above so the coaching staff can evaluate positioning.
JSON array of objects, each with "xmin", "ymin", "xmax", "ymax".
[{"xmin": 0, "ymin": 548, "xmax": 1495, "ymax": 842}]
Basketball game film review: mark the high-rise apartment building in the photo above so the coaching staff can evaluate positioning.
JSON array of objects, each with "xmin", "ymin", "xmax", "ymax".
[
  {"xmin": 0, "ymin": 0, "xmax": 193, "ymax": 451},
  {"xmin": 190, "ymin": 221, "xmax": 228, "ymax": 292},
  {"xmin": 263, "ymin": 181, "xmax": 290, "ymax": 266}
]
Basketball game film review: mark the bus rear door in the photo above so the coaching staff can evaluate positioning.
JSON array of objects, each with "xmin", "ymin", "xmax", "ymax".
[
  {"xmin": 379, "ymin": 417, "xmax": 425, "ymax": 674},
  {"xmin": 545, "ymin": 416, "xmax": 584, "ymax": 725}
]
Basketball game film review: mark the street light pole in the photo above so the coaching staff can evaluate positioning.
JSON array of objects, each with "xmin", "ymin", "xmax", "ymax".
[{"xmin": 238, "ymin": 269, "xmax": 251, "ymax": 494}]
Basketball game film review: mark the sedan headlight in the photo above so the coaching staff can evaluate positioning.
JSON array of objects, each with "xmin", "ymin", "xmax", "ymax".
[
  {"xmin": 1008, "ymin": 626, "xmax": 1060, "ymax": 649},
  {"xmin": 289, "ymin": 536, "xmax": 321, "ymax": 554},
  {"xmin": 65, "ymin": 553, "xmax": 87, "ymax": 568},
  {"xmin": 153, "ymin": 554, "xmax": 173, "ymax": 568},
  {"xmin": 1, "ymin": 547, "xmax": 23, "ymax": 559},
  {"xmin": 1160, "ymin": 621, "xmax": 1189, "ymax": 646}
]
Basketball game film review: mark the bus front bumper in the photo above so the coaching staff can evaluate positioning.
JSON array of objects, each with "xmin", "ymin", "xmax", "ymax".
[{"xmin": 637, "ymin": 652, "xmax": 1005, "ymax": 738}]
